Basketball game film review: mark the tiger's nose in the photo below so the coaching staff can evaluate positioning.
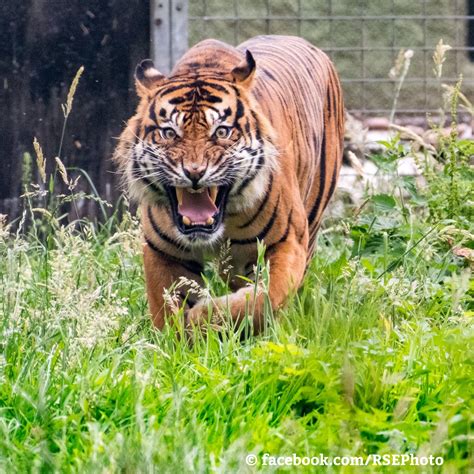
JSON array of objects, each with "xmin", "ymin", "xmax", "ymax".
[{"xmin": 183, "ymin": 165, "xmax": 206, "ymax": 186}]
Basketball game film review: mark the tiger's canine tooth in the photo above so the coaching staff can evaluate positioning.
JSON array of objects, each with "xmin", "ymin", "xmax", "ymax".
[
  {"xmin": 182, "ymin": 216, "xmax": 191, "ymax": 226},
  {"xmin": 206, "ymin": 217, "xmax": 214, "ymax": 225},
  {"xmin": 209, "ymin": 186, "xmax": 218, "ymax": 203},
  {"xmin": 176, "ymin": 187, "xmax": 183, "ymax": 205}
]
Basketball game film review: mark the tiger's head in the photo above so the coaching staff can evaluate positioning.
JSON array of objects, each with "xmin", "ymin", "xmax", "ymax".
[{"xmin": 115, "ymin": 43, "xmax": 277, "ymax": 245}]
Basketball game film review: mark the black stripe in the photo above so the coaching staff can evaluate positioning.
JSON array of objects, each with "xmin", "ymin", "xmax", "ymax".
[
  {"xmin": 172, "ymin": 73, "xmax": 233, "ymax": 83},
  {"xmin": 234, "ymin": 99, "xmax": 244, "ymax": 125},
  {"xmin": 149, "ymin": 100, "xmax": 158, "ymax": 124},
  {"xmin": 159, "ymin": 151, "xmax": 179, "ymax": 169},
  {"xmin": 308, "ymin": 131, "xmax": 327, "ymax": 226},
  {"xmin": 212, "ymin": 152, "xmax": 227, "ymax": 169},
  {"xmin": 296, "ymin": 225, "xmax": 306, "ymax": 244},
  {"xmin": 156, "ymin": 157, "xmax": 181, "ymax": 177},
  {"xmin": 147, "ymin": 206, "xmax": 184, "ymax": 248},
  {"xmin": 238, "ymin": 173, "xmax": 274, "ymax": 229},
  {"xmin": 141, "ymin": 177, "xmax": 162, "ymax": 195},
  {"xmin": 331, "ymin": 71, "xmax": 339, "ymax": 122},
  {"xmin": 267, "ymin": 209, "xmax": 293, "ymax": 253},
  {"xmin": 234, "ymin": 151, "xmax": 264, "ymax": 195},
  {"xmin": 202, "ymin": 94, "xmax": 222, "ymax": 103},
  {"xmin": 132, "ymin": 156, "xmax": 141, "ymax": 178},
  {"xmin": 134, "ymin": 141, "xmax": 181, "ymax": 180},
  {"xmin": 221, "ymin": 107, "xmax": 232, "ymax": 120},
  {"xmin": 145, "ymin": 138, "xmax": 174, "ymax": 167},
  {"xmin": 168, "ymin": 96, "xmax": 186, "ymax": 105},
  {"xmin": 231, "ymin": 195, "xmax": 281, "ymax": 245},
  {"xmin": 160, "ymin": 83, "xmax": 191, "ymax": 97},
  {"xmin": 323, "ymin": 162, "xmax": 338, "ymax": 209},
  {"xmin": 203, "ymin": 61, "xmax": 220, "ymax": 68},
  {"xmin": 144, "ymin": 236, "xmax": 203, "ymax": 276},
  {"xmin": 244, "ymin": 120, "xmax": 251, "ymax": 135},
  {"xmin": 160, "ymin": 80, "xmax": 229, "ymax": 98},
  {"xmin": 326, "ymin": 77, "xmax": 334, "ymax": 120},
  {"xmin": 140, "ymin": 145, "xmax": 180, "ymax": 178},
  {"xmin": 250, "ymin": 111, "xmax": 262, "ymax": 141},
  {"xmin": 144, "ymin": 125, "xmax": 158, "ymax": 137},
  {"xmin": 196, "ymin": 80, "xmax": 229, "ymax": 93},
  {"xmin": 263, "ymin": 69, "xmax": 277, "ymax": 81},
  {"xmin": 134, "ymin": 157, "xmax": 163, "ymax": 194}
]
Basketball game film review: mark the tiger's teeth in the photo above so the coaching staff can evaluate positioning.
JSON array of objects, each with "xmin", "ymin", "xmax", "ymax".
[
  {"xmin": 182, "ymin": 216, "xmax": 191, "ymax": 226},
  {"xmin": 206, "ymin": 217, "xmax": 214, "ymax": 225},
  {"xmin": 176, "ymin": 188, "xmax": 183, "ymax": 205},
  {"xmin": 209, "ymin": 186, "xmax": 218, "ymax": 203}
]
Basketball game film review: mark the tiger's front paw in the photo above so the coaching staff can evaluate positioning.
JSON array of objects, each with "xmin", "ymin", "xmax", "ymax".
[
  {"xmin": 185, "ymin": 301, "xmax": 209, "ymax": 327},
  {"xmin": 184, "ymin": 299, "xmax": 227, "ymax": 333}
]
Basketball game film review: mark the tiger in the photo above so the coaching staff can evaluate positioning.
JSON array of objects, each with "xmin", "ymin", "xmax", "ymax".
[{"xmin": 114, "ymin": 35, "xmax": 344, "ymax": 333}]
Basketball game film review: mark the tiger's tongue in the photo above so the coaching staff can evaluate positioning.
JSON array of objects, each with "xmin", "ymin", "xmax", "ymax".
[{"xmin": 178, "ymin": 188, "xmax": 217, "ymax": 223}]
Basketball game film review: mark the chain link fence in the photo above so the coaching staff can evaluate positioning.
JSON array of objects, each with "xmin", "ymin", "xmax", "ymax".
[{"xmin": 183, "ymin": 0, "xmax": 474, "ymax": 116}]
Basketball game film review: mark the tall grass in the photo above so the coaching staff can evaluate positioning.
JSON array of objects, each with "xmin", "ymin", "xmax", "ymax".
[{"xmin": 0, "ymin": 45, "xmax": 473, "ymax": 473}]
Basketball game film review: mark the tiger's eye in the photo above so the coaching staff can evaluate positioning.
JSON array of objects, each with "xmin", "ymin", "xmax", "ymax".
[
  {"xmin": 214, "ymin": 126, "xmax": 231, "ymax": 139},
  {"xmin": 161, "ymin": 128, "xmax": 177, "ymax": 140}
]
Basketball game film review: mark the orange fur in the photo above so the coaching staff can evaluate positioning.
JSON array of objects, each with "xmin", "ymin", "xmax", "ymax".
[{"xmin": 114, "ymin": 35, "xmax": 344, "ymax": 333}]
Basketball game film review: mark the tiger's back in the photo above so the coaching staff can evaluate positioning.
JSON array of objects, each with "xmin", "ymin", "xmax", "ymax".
[{"xmin": 237, "ymin": 36, "xmax": 344, "ymax": 255}]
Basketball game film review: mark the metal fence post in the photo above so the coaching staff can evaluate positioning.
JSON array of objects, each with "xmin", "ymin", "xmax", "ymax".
[{"xmin": 150, "ymin": 0, "xmax": 188, "ymax": 74}]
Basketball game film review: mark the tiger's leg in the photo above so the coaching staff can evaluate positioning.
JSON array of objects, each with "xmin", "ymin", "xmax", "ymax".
[
  {"xmin": 143, "ymin": 243, "xmax": 203, "ymax": 329},
  {"xmin": 185, "ymin": 235, "xmax": 307, "ymax": 334}
]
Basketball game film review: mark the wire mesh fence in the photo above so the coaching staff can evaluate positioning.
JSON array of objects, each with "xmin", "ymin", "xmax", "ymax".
[{"xmin": 187, "ymin": 0, "xmax": 474, "ymax": 116}]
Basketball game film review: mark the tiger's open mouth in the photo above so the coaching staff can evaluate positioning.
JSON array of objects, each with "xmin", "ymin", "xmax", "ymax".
[{"xmin": 166, "ymin": 185, "xmax": 229, "ymax": 235}]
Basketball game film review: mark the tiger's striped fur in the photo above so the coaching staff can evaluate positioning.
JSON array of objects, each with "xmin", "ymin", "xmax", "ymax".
[{"xmin": 114, "ymin": 35, "xmax": 344, "ymax": 332}]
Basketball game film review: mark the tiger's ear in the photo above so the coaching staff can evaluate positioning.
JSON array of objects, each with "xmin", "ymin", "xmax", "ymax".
[
  {"xmin": 231, "ymin": 50, "xmax": 256, "ymax": 86},
  {"xmin": 135, "ymin": 59, "xmax": 165, "ymax": 97}
]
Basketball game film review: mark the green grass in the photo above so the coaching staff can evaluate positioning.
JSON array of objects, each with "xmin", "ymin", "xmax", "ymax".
[{"xmin": 1, "ymin": 155, "xmax": 473, "ymax": 472}]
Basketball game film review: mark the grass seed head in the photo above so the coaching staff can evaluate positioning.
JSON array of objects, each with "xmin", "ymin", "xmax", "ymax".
[
  {"xmin": 33, "ymin": 137, "xmax": 47, "ymax": 183},
  {"xmin": 55, "ymin": 156, "xmax": 69, "ymax": 185},
  {"xmin": 433, "ymin": 39, "xmax": 452, "ymax": 79},
  {"xmin": 63, "ymin": 65, "xmax": 84, "ymax": 118}
]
